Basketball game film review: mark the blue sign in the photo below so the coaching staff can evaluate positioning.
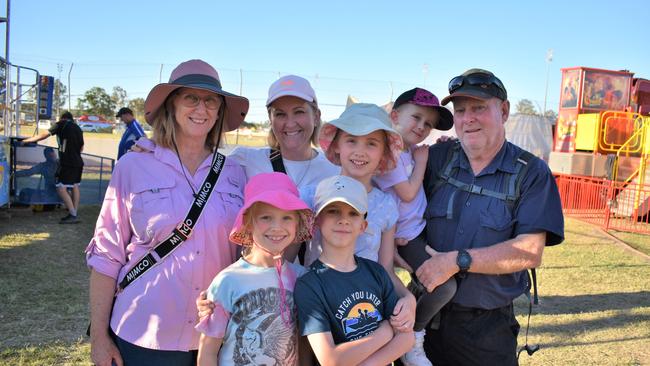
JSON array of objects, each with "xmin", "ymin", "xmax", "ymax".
[
  {"xmin": 0, "ymin": 136, "xmax": 9, "ymax": 206},
  {"xmin": 38, "ymin": 75, "xmax": 54, "ymax": 120}
]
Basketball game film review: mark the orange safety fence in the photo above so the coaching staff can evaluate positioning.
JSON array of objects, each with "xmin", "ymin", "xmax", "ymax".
[{"xmin": 555, "ymin": 173, "xmax": 650, "ymax": 234}]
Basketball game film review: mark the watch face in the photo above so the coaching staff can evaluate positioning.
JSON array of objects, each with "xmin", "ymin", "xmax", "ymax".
[{"xmin": 457, "ymin": 251, "xmax": 471, "ymax": 270}]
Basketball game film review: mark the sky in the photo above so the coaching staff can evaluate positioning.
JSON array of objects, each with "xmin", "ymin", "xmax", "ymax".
[{"xmin": 5, "ymin": 0, "xmax": 650, "ymax": 123}]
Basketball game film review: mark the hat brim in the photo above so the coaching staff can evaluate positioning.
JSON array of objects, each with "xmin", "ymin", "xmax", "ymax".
[
  {"xmin": 441, "ymin": 87, "xmax": 499, "ymax": 106},
  {"xmin": 229, "ymin": 190, "xmax": 313, "ymax": 246},
  {"xmin": 319, "ymin": 116, "xmax": 404, "ymax": 173},
  {"xmin": 431, "ymin": 106, "xmax": 454, "ymax": 131},
  {"xmin": 266, "ymin": 90, "xmax": 315, "ymax": 107},
  {"xmin": 315, "ymin": 197, "xmax": 366, "ymax": 217},
  {"xmin": 144, "ymin": 83, "xmax": 249, "ymax": 132}
]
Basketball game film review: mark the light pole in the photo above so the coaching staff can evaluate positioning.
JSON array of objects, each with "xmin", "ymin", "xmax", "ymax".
[
  {"xmin": 543, "ymin": 49, "xmax": 553, "ymax": 117},
  {"xmin": 56, "ymin": 63, "xmax": 62, "ymax": 117}
]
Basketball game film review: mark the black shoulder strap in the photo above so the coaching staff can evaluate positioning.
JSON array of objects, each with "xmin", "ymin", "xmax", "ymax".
[
  {"xmin": 427, "ymin": 142, "xmax": 461, "ymax": 202},
  {"xmin": 118, "ymin": 152, "xmax": 227, "ymax": 291},
  {"xmin": 270, "ymin": 148, "xmax": 287, "ymax": 173}
]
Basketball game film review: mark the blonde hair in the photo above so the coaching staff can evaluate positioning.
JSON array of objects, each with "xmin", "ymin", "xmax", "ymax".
[
  {"xmin": 238, "ymin": 202, "xmax": 313, "ymax": 248},
  {"xmin": 149, "ymin": 89, "xmax": 226, "ymax": 151},
  {"xmin": 266, "ymin": 101, "xmax": 321, "ymax": 150}
]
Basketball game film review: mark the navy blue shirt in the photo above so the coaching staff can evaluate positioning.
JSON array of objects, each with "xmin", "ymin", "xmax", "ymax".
[
  {"xmin": 117, "ymin": 119, "xmax": 145, "ymax": 160},
  {"xmin": 423, "ymin": 140, "xmax": 564, "ymax": 309},
  {"xmin": 295, "ymin": 256, "xmax": 399, "ymax": 344}
]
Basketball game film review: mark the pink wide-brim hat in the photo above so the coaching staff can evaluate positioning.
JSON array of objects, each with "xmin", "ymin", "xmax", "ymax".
[
  {"xmin": 229, "ymin": 172, "xmax": 313, "ymax": 246},
  {"xmin": 144, "ymin": 59, "xmax": 249, "ymax": 132}
]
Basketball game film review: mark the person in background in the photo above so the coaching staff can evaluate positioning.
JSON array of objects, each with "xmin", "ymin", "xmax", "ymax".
[
  {"xmin": 86, "ymin": 59, "xmax": 249, "ymax": 366},
  {"xmin": 14, "ymin": 146, "xmax": 60, "ymax": 204},
  {"xmin": 115, "ymin": 107, "xmax": 145, "ymax": 160},
  {"xmin": 21, "ymin": 111, "xmax": 84, "ymax": 224}
]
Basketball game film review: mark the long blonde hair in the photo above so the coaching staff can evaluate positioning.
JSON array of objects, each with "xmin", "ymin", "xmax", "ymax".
[
  {"xmin": 149, "ymin": 89, "xmax": 226, "ymax": 151},
  {"xmin": 266, "ymin": 101, "xmax": 321, "ymax": 150}
]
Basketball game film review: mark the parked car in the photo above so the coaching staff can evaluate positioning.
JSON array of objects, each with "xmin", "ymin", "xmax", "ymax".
[{"xmin": 78, "ymin": 122, "xmax": 112, "ymax": 133}]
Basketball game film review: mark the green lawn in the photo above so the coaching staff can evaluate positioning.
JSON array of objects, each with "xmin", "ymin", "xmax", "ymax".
[{"xmin": 1, "ymin": 211, "xmax": 649, "ymax": 365}]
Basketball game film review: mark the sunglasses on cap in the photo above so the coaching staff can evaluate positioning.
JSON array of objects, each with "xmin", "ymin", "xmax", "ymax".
[
  {"xmin": 177, "ymin": 91, "xmax": 223, "ymax": 110},
  {"xmin": 448, "ymin": 73, "xmax": 507, "ymax": 100}
]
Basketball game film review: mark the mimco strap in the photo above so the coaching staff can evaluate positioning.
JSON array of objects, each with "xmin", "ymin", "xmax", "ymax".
[{"xmin": 118, "ymin": 152, "xmax": 226, "ymax": 291}]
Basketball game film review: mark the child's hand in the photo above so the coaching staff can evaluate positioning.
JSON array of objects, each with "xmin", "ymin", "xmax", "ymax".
[
  {"xmin": 390, "ymin": 295, "xmax": 416, "ymax": 333},
  {"xmin": 435, "ymin": 135, "xmax": 457, "ymax": 144},
  {"xmin": 413, "ymin": 144, "xmax": 429, "ymax": 165},
  {"xmin": 395, "ymin": 238, "xmax": 408, "ymax": 246},
  {"xmin": 393, "ymin": 248, "xmax": 413, "ymax": 273},
  {"xmin": 196, "ymin": 291, "xmax": 215, "ymax": 318}
]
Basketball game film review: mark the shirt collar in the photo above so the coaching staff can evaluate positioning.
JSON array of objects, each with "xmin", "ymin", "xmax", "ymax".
[{"xmin": 456, "ymin": 140, "xmax": 517, "ymax": 176}]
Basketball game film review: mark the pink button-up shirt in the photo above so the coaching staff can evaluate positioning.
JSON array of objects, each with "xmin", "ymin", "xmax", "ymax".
[{"xmin": 85, "ymin": 142, "xmax": 245, "ymax": 351}]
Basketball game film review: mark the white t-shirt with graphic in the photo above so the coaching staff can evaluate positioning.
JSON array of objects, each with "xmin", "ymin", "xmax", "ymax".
[{"xmin": 195, "ymin": 258, "xmax": 306, "ymax": 366}]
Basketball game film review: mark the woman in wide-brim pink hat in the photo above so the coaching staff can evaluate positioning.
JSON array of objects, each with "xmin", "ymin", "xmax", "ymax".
[{"xmin": 86, "ymin": 59, "xmax": 249, "ymax": 366}]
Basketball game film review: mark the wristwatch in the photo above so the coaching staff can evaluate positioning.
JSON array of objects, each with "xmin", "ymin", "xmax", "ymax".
[{"xmin": 456, "ymin": 249, "xmax": 472, "ymax": 278}]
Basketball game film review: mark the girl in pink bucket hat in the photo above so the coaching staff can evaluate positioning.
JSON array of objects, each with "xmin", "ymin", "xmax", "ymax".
[{"xmin": 195, "ymin": 172, "xmax": 312, "ymax": 366}]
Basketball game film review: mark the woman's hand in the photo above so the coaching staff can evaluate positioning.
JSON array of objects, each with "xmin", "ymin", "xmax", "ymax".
[
  {"xmin": 389, "ymin": 294, "xmax": 416, "ymax": 333},
  {"xmin": 196, "ymin": 290, "xmax": 216, "ymax": 318},
  {"xmin": 90, "ymin": 331, "xmax": 123, "ymax": 366}
]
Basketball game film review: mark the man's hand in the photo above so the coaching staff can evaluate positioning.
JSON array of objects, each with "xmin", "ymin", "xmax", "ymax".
[{"xmin": 415, "ymin": 246, "xmax": 458, "ymax": 292}]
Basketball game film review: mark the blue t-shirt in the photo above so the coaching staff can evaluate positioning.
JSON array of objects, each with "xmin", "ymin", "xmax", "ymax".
[
  {"xmin": 423, "ymin": 140, "xmax": 564, "ymax": 309},
  {"xmin": 295, "ymin": 256, "xmax": 399, "ymax": 344},
  {"xmin": 118, "ymin": 119, "xmax": 145, "ymax": 159}
]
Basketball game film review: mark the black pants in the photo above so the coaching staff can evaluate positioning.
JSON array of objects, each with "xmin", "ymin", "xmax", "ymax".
[
  {"xmin": 111, "ymin": 330, "xmax": 198, "ymax": 366},
  {"xmin": 398, "ymin": 230, "xmax": 457, "ymax": 331},
  {"xmin": 423, "ymin": 303, "xmax": 520, "ymax": 366}
]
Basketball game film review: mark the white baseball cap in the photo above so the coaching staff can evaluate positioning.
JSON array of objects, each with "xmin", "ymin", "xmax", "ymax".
[{"xmin": 314, "ymin": 175, "xmax": 368, "ymax": 216}]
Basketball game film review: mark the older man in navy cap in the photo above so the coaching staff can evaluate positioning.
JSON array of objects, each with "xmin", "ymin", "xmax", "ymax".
[{"xmin": 414, "ymin": 69, "xmax": 564, "ymax": 365}]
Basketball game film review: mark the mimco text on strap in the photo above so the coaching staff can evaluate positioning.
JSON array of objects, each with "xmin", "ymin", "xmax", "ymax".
[{"xmin": 118, "ymin": 152, "xmax": 226, "ymax": 291}]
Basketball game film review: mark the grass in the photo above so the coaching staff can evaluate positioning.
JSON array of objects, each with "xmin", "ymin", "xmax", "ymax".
[{"xmin": 0, "ymin": 211, "xmax": 649, "ymax": 365}]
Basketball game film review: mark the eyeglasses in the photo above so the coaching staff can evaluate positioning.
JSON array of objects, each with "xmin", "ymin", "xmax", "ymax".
[
  {"xmin": 448, "ymin": 73, "xmax": 507, "ymax": 100},
  {"xmin": 178, "ymin": 92, "xmax": 222, "ymax": 110}
]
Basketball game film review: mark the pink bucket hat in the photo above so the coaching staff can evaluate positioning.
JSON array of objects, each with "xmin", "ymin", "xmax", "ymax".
[
  {"xmin": 266, "ymin": 75, "xmax": 317, "ymax": 107},
  {"xmin": 229, "ymin": 172, "xmax": 313, "ymax": 246},
  {"xmin": 144, "ymin": 59, "xmax": 249, "ymax": 131},
  {"xmin": 319, "ymin": 103, "xmax": 404, "ymax": 173}
]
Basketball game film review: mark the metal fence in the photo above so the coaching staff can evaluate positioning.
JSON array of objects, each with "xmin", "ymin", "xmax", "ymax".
[
  {"xmin": 555, "ymin": 173, "xmax": 650, "ymax": 233},
  {"xmin": 11, "ymin": 143, "xmax": 114, "ymax": 206}
]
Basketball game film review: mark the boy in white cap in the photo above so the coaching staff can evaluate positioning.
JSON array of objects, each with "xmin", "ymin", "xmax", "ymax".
[{"xmin": 295, "ymin": 175, "xmax": 414, "ymax": 365}]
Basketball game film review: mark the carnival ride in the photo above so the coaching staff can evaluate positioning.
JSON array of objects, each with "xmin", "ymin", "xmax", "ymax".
[{"xmin": 549, "ymin": 66, "xmax": 650, "ymax": 231}]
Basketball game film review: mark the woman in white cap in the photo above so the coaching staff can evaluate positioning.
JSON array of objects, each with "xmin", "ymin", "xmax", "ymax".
[
  {"xmin": 227, "ymin": 75, "xmax": 339, "ymax": 260},
  {"xmin": 86, "ymin": 59, "xmax": 249, "ymax": 366}
]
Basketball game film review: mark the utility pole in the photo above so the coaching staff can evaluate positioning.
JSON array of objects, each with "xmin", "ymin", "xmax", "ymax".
[
  {"xmin": 543, "ymin": 49, "xmax": 553, "ymax": 117},
  {"xmin": 67, "ymin": 63, "xmax": 73, "ymax": 112},
  {"xmin": 56, "ymin": 63, "xmax": 62, "ymax": 117}
]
